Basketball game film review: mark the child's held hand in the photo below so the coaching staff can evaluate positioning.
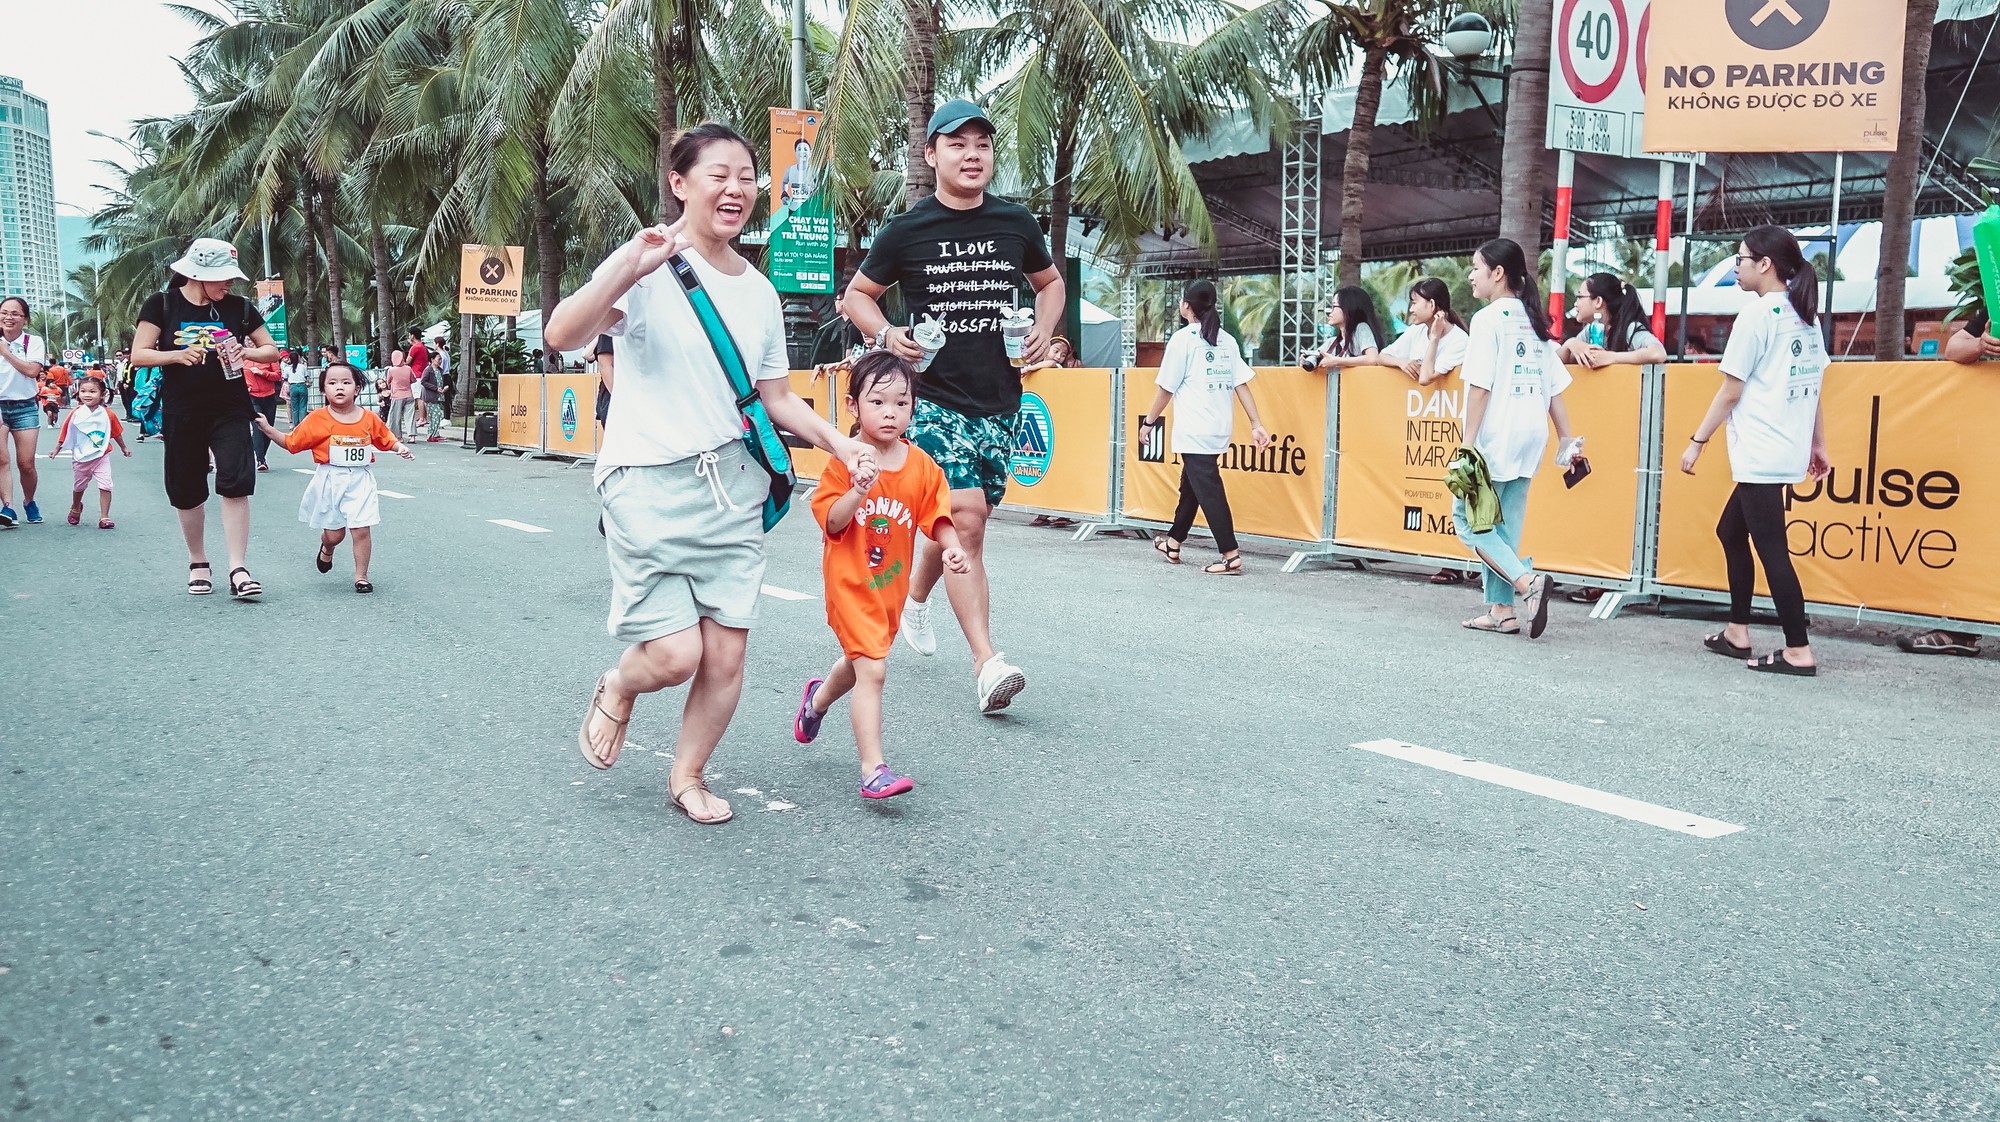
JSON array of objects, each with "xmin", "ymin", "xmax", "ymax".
[
  {"xmin": 395, "ymin": 445, "xmax": 415, "ymax": 460},
  {"xmin": 942, "ymin": 546, "xmax": 970, "ymax": 574}
]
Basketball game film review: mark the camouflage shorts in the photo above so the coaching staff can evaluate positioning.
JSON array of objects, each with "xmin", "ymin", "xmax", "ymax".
[{"xmin": 908, "ymin": 399, "xmax": 1020, "ymax": 508}]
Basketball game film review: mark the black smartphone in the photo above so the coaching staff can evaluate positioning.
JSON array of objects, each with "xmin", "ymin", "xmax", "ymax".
[{"xmin": 1563, "ymin": 456, "xmax": 1592, "ymax": 489}]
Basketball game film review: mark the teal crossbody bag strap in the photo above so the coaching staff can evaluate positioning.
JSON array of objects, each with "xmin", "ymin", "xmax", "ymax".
[{"xmin": 665, "ymin": 253, "xmax": 797, "ymax": 531}]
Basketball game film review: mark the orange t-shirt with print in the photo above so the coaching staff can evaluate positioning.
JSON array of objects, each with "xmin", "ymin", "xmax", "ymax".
[
  {"xmin": 811, "ymin": 444, "xmax": 953, "ymax": 660},
  {"xmin": 282, "ymin": 407, "xmax": 399, "ymax": 465}
]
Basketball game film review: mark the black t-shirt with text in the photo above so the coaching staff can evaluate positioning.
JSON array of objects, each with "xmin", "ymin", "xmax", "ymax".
[
  {"xmin": 138, "ymin": 288, "xmax": 264, "ymax": 417},
  {"xmin": 857, "ymin": 195, "xmax": 1055, "ymax": 419}
]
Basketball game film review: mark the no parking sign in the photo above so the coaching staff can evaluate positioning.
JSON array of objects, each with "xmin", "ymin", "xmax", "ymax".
[{"xmin": 1545, "ymin": 0, "xmax": 1701, "ymax": 162}]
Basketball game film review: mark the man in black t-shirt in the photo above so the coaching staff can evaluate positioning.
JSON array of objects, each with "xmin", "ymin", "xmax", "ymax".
[
  {"xmin": 129, "ymin": 238, "xmax": 283, "ymax": 599},
  {"xmin": 844, "ymin": 98, "xmax": 1066, "ymax": 714}
]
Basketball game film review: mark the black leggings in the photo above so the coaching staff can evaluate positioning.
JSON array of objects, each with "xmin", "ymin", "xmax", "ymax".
[
  {"xmin": 1169, "ymin": 453, "xmax": 1238, "ymax": 555},
  {"xmin": 1717, "ymin": 482, "xmax": 1809, "ymax": 648}
]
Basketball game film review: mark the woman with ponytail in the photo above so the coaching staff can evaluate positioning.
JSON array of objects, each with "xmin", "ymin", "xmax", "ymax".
[
  {"xmin": 1680, "ymin": 224, "xmax": 1829, "ymax": 676},
  {"xmin": 1381, "ymin": 278, "xmax": 1471, "ymax": 387},
  {"xmin": 1140, "ymin": 279, "xmax": 1271, "ymax": 575},
  {"xmin": 1307, "ymin": 286, "xmax": 1385, "ymax": 371},
  {"xmin": 1454, "ymin": 239, "xmax": 1584, "ymax": 639},
  {"xmin": 1559, "ymin": 273, "xmax": 1668, "ymax": 368}
]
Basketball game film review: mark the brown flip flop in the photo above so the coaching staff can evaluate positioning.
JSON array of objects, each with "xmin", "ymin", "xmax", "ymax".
[
  {"xmin": 670, "ymin": 780, "xmax": 733, "ymax": 825},
  {"xmin": 578, "ymin": 673, "xmax": 629, "ymax": 770}
]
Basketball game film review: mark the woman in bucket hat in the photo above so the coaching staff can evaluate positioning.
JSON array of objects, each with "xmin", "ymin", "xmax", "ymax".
[{"xmin": 129, "ymin": 237, "xmax": 284, "ymax": 599}]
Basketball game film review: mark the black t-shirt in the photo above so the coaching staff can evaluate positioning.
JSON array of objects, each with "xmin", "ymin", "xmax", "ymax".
[
  {"xmin": 138, "ymin": 288, "xmax": 264, "ymax": 417},
  {"xmin": 1970, "ymin": 311, "xmax": 1991, "ymax": 338},
  {"xmin": 857, "ymin": 195, "xmax": 1055, "ymax": 418}
]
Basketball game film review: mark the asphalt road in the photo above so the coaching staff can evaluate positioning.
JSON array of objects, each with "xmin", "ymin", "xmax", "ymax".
[{"xmin": 3, "ymin": 431, "xmax": 1995, "ymax": 1121}]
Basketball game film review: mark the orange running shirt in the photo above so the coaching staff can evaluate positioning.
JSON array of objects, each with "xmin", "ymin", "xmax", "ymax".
[
  {"xmin": 811, "ymin": 444, "xmax": 953, "ymax": 660},
  {"xmin": 283, "ymin": 407, "xmax": 399, "ymax": 465}
]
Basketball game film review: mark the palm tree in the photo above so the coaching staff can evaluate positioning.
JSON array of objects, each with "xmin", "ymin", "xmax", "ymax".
[
  {"xmin": 1294, "ymin": 0, "xmax": 1453, "ymax": 287},
  {"xmin": 1875, "ymin": 0, "xmax": 1940, "ymax": 359},
  {"xmin": 1496, "ymin": 0, "xmax": 1551, "ymax": 261}
]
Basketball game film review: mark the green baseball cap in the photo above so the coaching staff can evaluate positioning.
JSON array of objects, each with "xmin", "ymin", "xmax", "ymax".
[{"xmin": 927, "ymin": 98, "xmax": 994, "ymax": 141}]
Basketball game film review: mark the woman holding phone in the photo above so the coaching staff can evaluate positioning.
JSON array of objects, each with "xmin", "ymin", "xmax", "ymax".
[{"xmin": 1680, "ymin": 225, "xmax": 1829, "ymax": 677}]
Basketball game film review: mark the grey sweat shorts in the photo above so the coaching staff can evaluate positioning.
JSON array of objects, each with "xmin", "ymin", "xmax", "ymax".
[{"xmin": 599, "ymin": 441, "xmax": 768, "ymax": 643}]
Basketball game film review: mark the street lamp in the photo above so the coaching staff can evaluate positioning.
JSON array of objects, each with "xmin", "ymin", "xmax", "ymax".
[{"xmin": 1441, "ymin": 12, "xmax": 1495, "ymax": 61}]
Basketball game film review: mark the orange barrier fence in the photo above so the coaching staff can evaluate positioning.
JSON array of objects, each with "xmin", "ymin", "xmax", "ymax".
[
  {"xmin": 1002, "ymin": 368, "xmax": 1116, "ymax": 518},
  {"xmin": 785, "ymin": 368, "xmax": 836, "ymax": 480},
  {"xmin": 495, "ymin": 374, "xmax": 543, "ymax": 452},
  {"xmin": 1655, "ymin": 361, "xmax": 2000, "ymax": 624},
  {"xmin": 1118, "ymin": 366, "xmax": 1330, "ymax": 543},
  {"xmin": 542, "ymin": 374, "xmax": 598, "ymax": 458}
]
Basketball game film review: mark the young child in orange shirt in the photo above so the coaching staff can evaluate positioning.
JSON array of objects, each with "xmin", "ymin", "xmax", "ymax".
[
  {"xmin": 795, "ymin": 352, "xmax": 970, "ymax": 800},
  {"xmin": 253, "ymin": 361, "xmax": 412, "ymax": 593}
]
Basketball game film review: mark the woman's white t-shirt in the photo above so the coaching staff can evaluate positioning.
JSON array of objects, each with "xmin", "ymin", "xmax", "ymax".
[
  {"xmin": 1382, "ymin": 322, "xmax": 1470, "ymax": 372},
  {"xmin": 594, "ymin": 248, "xmax": 788, "ymax": 487},
  {"xmin": 1720, "ymin": 291, "xmax": 1826, "ymax": 484},
  {"xmin": 1462, "ymin": 298, "xmax": 1571, "ymax": 482},
  {"xmin": 1156, "ymin": 324, "xmax": 1254, "ymax": 455},
  {"xmin": 1, "ymin": 331, "xmax": 48, "ymax": 401}
]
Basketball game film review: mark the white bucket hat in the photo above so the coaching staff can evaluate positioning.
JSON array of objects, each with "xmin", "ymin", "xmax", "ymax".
[{"xmin": 169, "ymin": 237, "xmax": 249, "ymax": 282}]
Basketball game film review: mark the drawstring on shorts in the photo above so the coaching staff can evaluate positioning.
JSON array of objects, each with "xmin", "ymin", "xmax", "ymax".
[{"xmin": 694, "ymin": 450, "xmax": 740, "ymax": 513}]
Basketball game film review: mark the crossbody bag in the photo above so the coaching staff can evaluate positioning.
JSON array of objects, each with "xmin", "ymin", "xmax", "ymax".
[{"xmin": 665, "ymin": 253, "xmax": 797, "ymax": 531}]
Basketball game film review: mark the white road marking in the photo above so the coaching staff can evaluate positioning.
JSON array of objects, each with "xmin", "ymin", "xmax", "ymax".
[
  {"xmin": 488, "ymin": 518, "xmax": 550, "ymax": 534},
  {"xmin": 377, "ymin": 489, "xmax": 413, "ymax": 499},
  {"xmin": 1352, "ymin": 739, "xmax": 1745, "ymax": 839},
  {"xmin": 293, "ymin": 468, "xmax": 315, "ymax": 476},
  {"xmin": 760, "ymin": 583, "xmax": 815, "ymax": 601}
]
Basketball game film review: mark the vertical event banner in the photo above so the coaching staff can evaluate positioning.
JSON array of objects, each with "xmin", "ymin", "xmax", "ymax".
[
  {"xmin": 1643, "ymin": 0, "xmax": 1905, "ymax": 153},
  {"xmin": 1120, "ymin": 367, "xmax": 1328, "ymax": 543},
  {"xmin": 542, "ymin": 374, "xmax": 598, "ymax": 457},
  {"xmin": 1655, "ymin": 362, "xmax": 2000, "ymax": 623},
  {"xmin": 458, "ymin": 245, "xmax": 525, "ymax": 315},
  {"xmin": 1331, "ymin": 364, "xmax": 1645, "ymax": 580},
  {"xmin": 1545, "ymin": 0, "xmax": 1700, "ymax": 161},
  {"xmin": 496, "ymin": 373, "xmax": 544, "ymax": 451},
  {"xmin": 768, "ymin": 108, "xmax": 834, "ymax": 295},
  {"xmin": 255, "ymin": 279, "xmax": 287, "ymax": 347},
  {"xmin": 1001, "ymin": 368, "xmax": 1115, "ymax": 518}
]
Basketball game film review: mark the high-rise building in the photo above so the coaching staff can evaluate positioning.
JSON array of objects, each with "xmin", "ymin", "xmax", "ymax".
[{"xmin": 0, "ymin": 75, "xmax": 61, "ymax": 313}]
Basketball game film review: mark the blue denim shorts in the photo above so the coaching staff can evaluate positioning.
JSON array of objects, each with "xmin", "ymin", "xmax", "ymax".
[{"xmin": 0, "ymin": 398, "xmax": 40, "ymax": 430}]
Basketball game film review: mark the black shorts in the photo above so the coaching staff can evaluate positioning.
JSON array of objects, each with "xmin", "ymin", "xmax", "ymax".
[{"xmin": 162, "ymin": 412, "xmax": 256, "ymax": 510}]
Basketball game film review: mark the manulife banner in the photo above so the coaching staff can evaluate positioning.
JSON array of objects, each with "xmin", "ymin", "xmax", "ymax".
[
  {"xmin": 768, "ymin": 107, "xmax": 834, "ymax": 295},
  {"xmin": 1643, "ymin": 0, "xmax": 1906, "ymax": 154}
]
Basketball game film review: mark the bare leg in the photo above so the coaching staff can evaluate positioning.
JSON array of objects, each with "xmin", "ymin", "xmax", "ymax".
[
  {"xmin": 846, "ymin": 656, "xmax": 887, "ymax": 775},
  {"xmin": 178, "ymin": 503, "xmax": 209, "ymax": 567},
  {"xmin": 99, "ymin": 487, "xmax": 111, "ymax": 519},
  {"xmin": 813, "ymin": 655, "xmax": 857, "ymax": 713},
  {"xmin": 0, "ymin": 424, "xmax": 14, "ymax": 507},
  {"xmin": 14, "ymin": 429, "xmax": 37, "ymax": 505},
  {"xmin": 70, "ymin": 488, "xmax": 84, "ymax": 520},
  {"xmin": 667, "ymin": 620, "xmax": 749, "ymax": 819},
  {"xmin": 219, "ymin": 495, "xmax": 251, "ymax": 573},
  {"xmin": 351, "ymin": 526, "xmax": 372, "ymax": 582},
  {"xmin": 911, "ymin": 489, "xmax": 998, "ymax": 670},
  {"xmin": 583, "ymin": 625, "xmax": 703, "ymax": 768}
]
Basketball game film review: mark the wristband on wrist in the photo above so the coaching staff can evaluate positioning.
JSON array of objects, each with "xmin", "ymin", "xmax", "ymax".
[{"xmin": 1690, "ymin": 435, "xmax": 1708, "ymax": 444}]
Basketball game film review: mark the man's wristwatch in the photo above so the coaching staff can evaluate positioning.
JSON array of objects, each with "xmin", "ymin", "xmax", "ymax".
[
  {"xmin": 874, "ymin": 325, "xmax": 892, "ymax": 349},
  {"xmin": 1139, "ymin": 417, "xmax": 1159, "ymax": 428}
]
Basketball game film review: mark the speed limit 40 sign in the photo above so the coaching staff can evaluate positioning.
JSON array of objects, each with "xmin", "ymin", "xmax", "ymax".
[{"xmin": 1546, "ymin": 0, "xmax": 1700, "ymax": 161}]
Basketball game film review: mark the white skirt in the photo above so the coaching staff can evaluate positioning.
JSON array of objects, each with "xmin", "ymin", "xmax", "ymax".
[{"xmin": 298, "ymin": 463, "xmax": 381, "ymax": 529}]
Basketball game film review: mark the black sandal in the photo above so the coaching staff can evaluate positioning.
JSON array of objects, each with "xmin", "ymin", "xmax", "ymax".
[
  {"xmin": 1429, "ymin": 569, "xmax": 1463, "ymax": 584},
  {"xmin": 1154, "ymin": 537, "xmax": 1182, "ymax": 565},
  {"xmin": 228, "ymin": 567, "xmax": 263, "ymax": 600},
  {"xmin": 354, "ymin": 580, "xmax": 373, "ymax": 594},
  {"xmin": 316, "ymin": 541, "xmax": 335, "ymax": 574},
  {"xmin": 1747, "ymin": 650, "xmax": 1817, "ymax": 677},
  {"xmin": 1203, "ymin": 556, "xmax": 1244, "ymax": 576},
  {"xmin": 187, "ymin": 562, "xmax": 213, "ymax": 596},
  {"xmin": 1703, "ymin": 632, "xmax": 1752, "ymax": 659}
]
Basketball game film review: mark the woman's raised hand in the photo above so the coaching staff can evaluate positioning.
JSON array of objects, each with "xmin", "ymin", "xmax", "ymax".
[{"xmin": 628, "ymin": 218, "xmax": 691, "ymax": 277}]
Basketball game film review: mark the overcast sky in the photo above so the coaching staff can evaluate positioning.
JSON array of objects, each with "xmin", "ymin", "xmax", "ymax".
[{"xmin": 9, "ymin": 0, "xmax": 218, "ymax": 216}]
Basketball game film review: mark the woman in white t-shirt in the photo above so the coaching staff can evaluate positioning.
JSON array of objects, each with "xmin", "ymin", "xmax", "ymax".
[
  {"xmin": 1559, "ymin": 273, "xmax": 1669, "ymax": 369},
  {"xmin": 1306, "ymin": 286, "xmax": 1384, "ymax": 372},
  {"xmin": 1138, "ymin": 280, "xmax": 1270, "ymax": 575},
  {"xmin": 543, "ymin": 123, "xmax": 876, "ymax": 825},
  {"xmin": 1379, "ymin": 278, "xmax": 1470, "ymax": 387},
  {"xmin": 1455, "ymin": 238, "xmax": 1584, "ymax": 639},
  {"xmin": 1680, "ymin": 225, "xmax": 1829, "ymax": 677},
  {"xmin": 0, "ymin": 295, "xmax": 48, "ymax": 527}
]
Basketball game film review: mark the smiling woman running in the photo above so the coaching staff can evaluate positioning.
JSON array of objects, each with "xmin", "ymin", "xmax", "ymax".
[{"xmin": 545, "ymin": 123, "xmax": 875, "ymax": 826}]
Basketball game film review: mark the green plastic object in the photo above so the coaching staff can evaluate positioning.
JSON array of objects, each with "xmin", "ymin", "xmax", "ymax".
[{"xmin": 1975, "ymin": 205, "xmax": 2000, "ymax": 323}]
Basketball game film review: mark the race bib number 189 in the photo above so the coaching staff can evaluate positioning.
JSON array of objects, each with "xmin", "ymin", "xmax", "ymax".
[{"xmin": 328, "ymin": 440, "xmax": 371, "ymax": 467}]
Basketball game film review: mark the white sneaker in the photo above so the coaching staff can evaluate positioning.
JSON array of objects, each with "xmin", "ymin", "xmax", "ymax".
[
  {"xmin": 901, "ymin": 597, "xmax": 938, "ymax": 656},
  {"xmin": 977, "ymin": 653, "xmax": 1026, "ymax": 714}
]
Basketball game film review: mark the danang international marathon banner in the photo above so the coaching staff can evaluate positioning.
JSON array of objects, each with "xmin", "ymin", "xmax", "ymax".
[{"xmin": 768, "ymin": 108, "xmax": 835, "ymax": 295}]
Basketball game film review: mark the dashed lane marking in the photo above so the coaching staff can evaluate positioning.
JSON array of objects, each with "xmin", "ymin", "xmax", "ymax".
[
  {"xmin": 488, "ymin": 518, "xmax": 551, "ymax": 534},
  {"xmin": 760, "ymin": 583, "xmax": 815, "ymax": 601}
]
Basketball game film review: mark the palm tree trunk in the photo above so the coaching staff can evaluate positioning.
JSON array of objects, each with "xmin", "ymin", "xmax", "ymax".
[
  {"xmin": 315, "ymin": 175, "xmax": 346, "ymax": 349},
  {"xmin": 1498, "ymin": 0, "xmax": 1554, "ymax": 261},
  {"xmin": 1336, "ymin": 45, "xmax": 1388, "ymax": 288},
  {"xmin": 298, "ymin": 183, "xmax": 322, "ymax": 350},
  {"xmin": 1875, "ymin": 0, "xmax": 1938, "ymax": 360},
  {"xmin": 652, "ymin": 12, "xmax": 688, "ymax": 222},
  {"xmin": 534, "ymin": 140, "xmax": 563, "ymax": 327},
  {"xmin": 371, "ymin": 215, "xmax": 396, "ymax": 367},
  {"xmin": 1048, "ymin": 120, "xmax": 1077, "ymax": 272},
  {"xmin": 902, "ymin": 0, "xmax": 938, "ymax": 203}
]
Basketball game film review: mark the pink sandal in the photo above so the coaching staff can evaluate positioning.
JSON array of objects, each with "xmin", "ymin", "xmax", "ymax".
[{"xmin": 98, "ymin": 519, "xmax": 115, "ymax": 530}]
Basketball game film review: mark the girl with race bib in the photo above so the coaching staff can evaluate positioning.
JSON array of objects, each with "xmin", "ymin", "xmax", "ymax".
[
  {"xmin": 1455, "ymin": 238, "xmax": 1585, "ymax": 640},
  {"xmin": 1680, "ymin": 225, "xmax": 1830, "ymax": 677},
  {"xmin": 49, "ymin": 374, "xmax": 132, "ymax": 528},
  {"xmin": 253, "ymin": 362, "xmax": 413, "ymax": 594}
]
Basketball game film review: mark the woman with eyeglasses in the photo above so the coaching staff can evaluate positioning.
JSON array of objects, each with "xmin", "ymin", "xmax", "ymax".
[
  {"xmin": 1680, "ymin": 225, "xmax": 1830, "ymax": 677},
  {"xmin": 1306, "ymin": 286, "xmax": 1384, "ymax": 372}
]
